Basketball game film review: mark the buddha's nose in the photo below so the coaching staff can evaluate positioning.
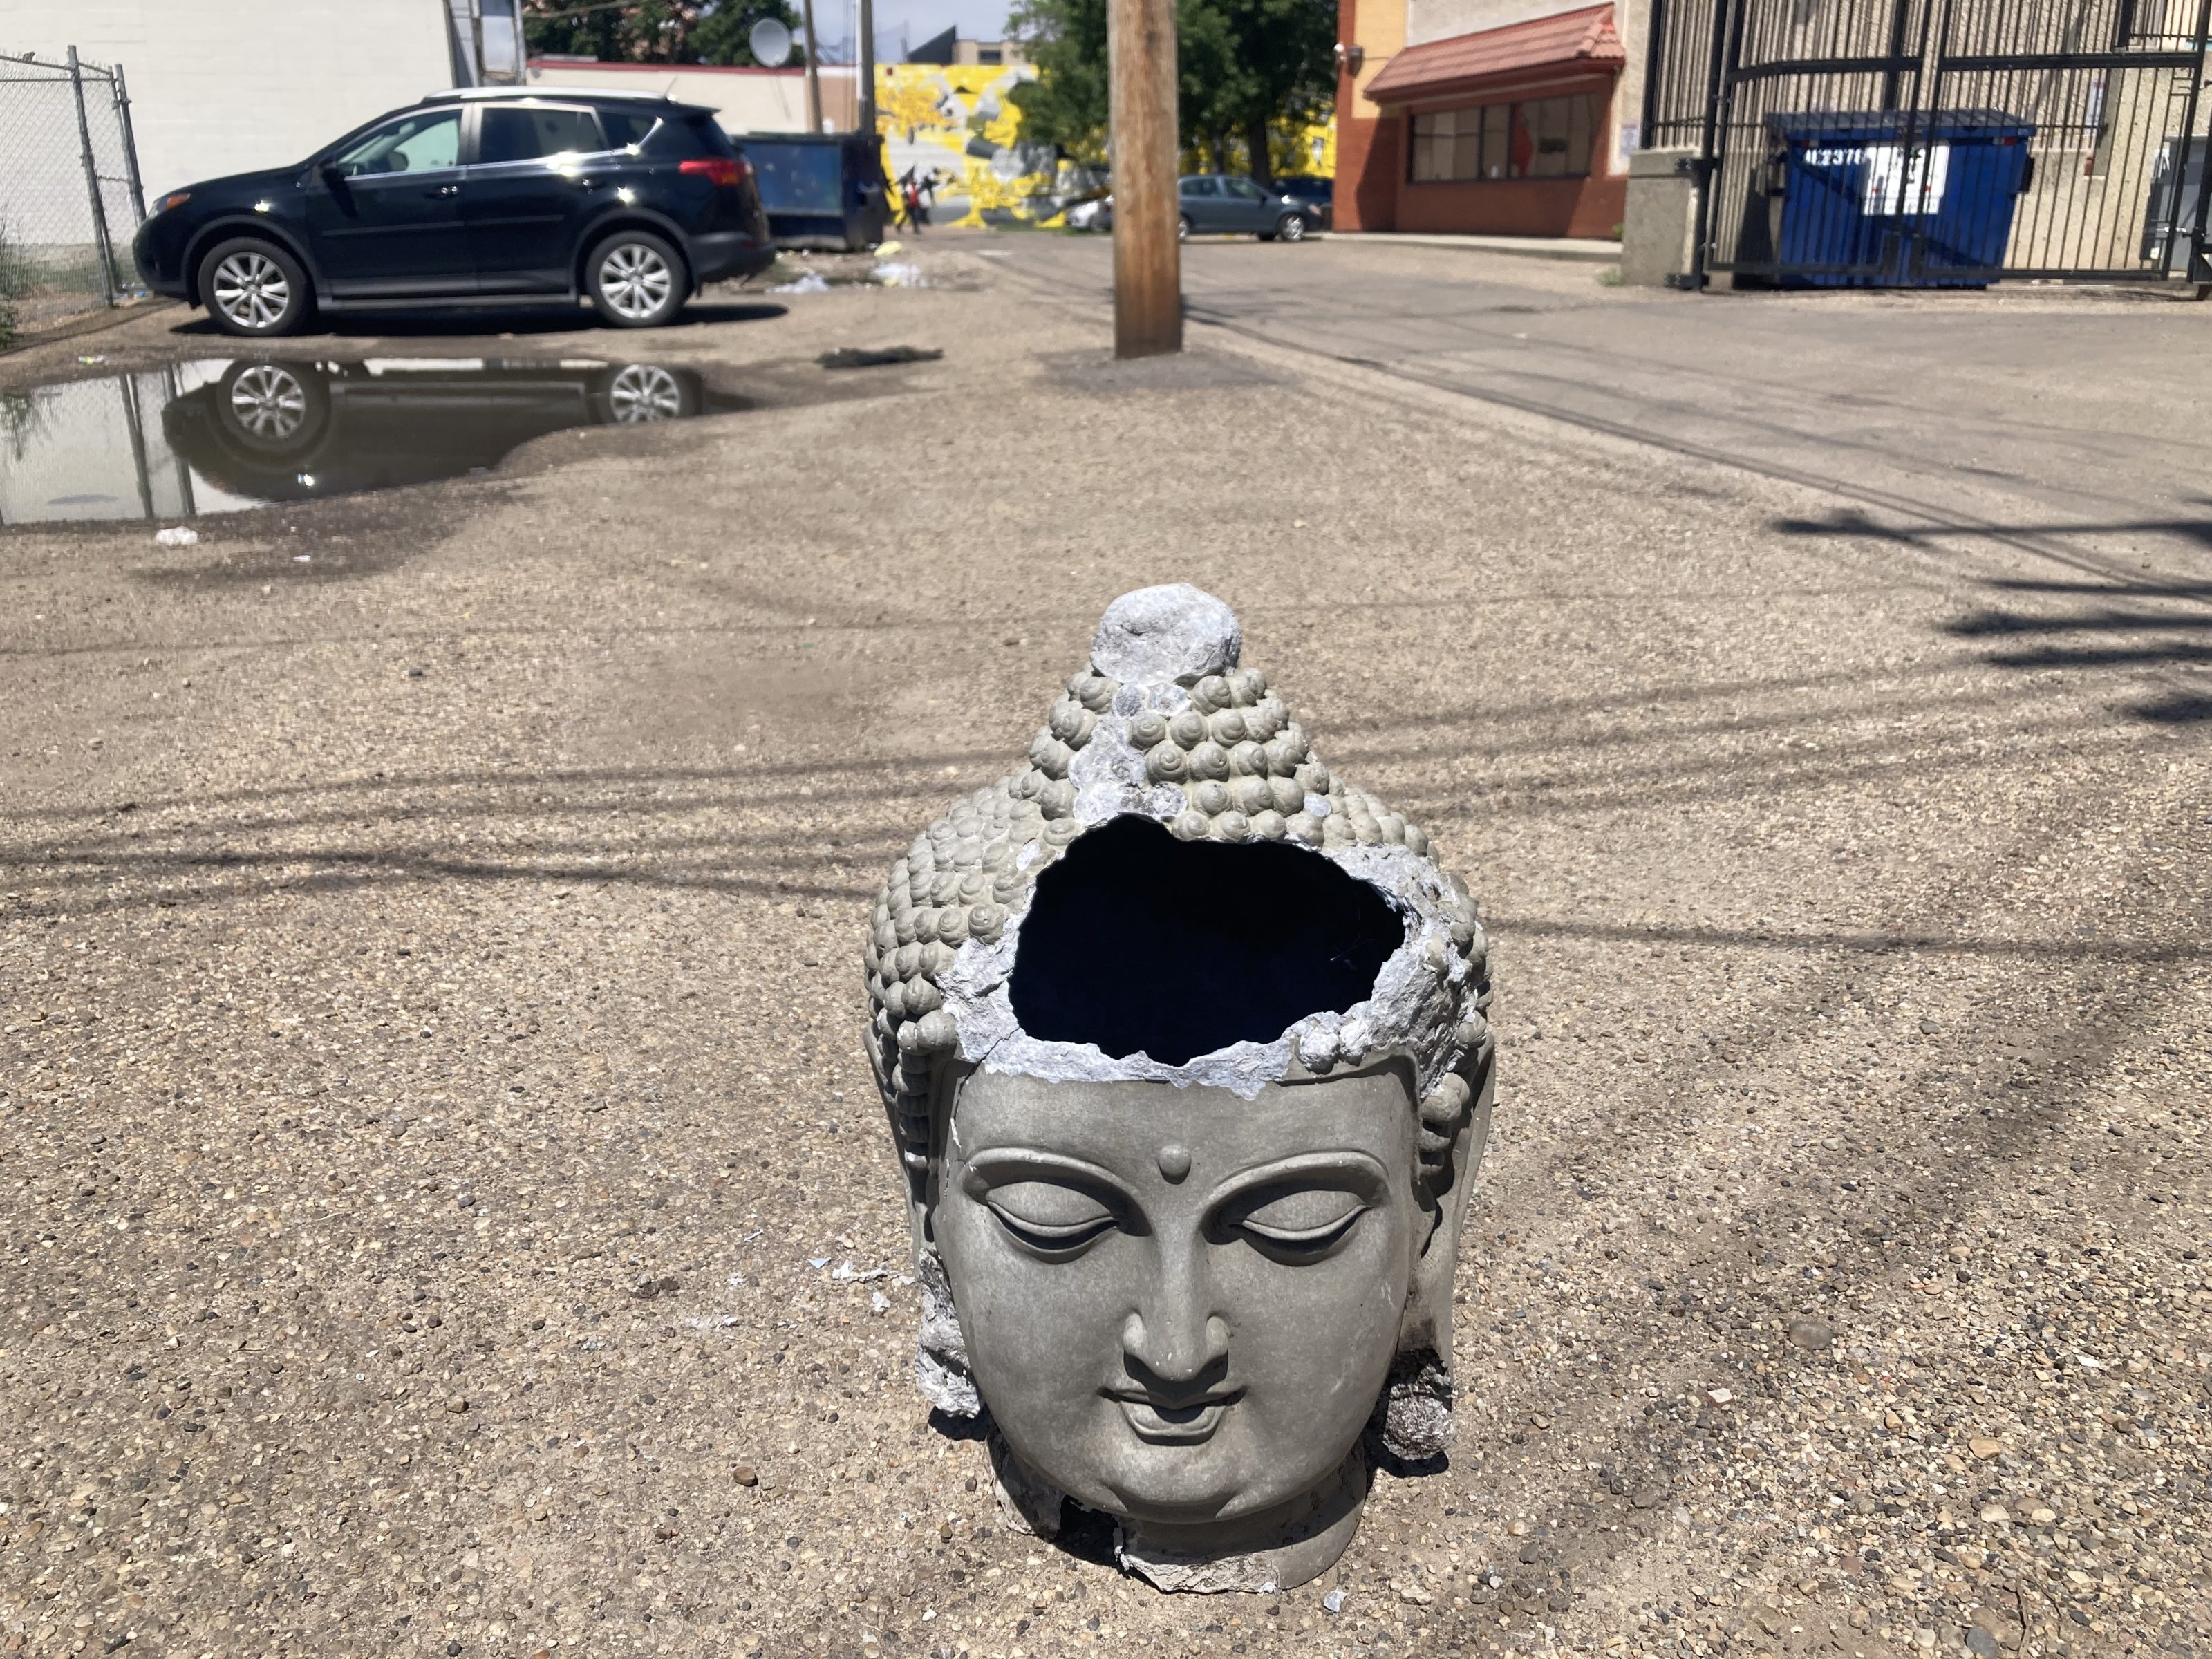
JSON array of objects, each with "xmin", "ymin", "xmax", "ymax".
[{"xmin": 1121, "ymin": 1240, "xmax": 1229, "ymax": 1385}]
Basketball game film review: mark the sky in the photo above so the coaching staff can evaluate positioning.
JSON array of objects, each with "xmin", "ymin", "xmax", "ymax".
[{"xmin": 822, "ymin": 0, "xmax": 1017, "ymax": 57}]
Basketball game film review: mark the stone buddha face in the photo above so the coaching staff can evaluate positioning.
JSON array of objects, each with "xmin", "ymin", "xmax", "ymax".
[
  {"xmin": 866, "ymin": 585, "xmax": 1495, "ymax": 1593},
  {"xmin": 937, "ymin": 1064, "xmax": 1417, "ymax": 1537}
]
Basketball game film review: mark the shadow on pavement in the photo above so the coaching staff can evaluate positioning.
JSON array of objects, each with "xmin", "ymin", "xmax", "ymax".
[{"xmin": 164, "ymin": 301, "xmax": 787, "ymax": 339}]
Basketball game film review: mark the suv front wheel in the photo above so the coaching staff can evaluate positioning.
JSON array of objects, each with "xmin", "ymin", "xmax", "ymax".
[
  {"xmin": 586, "ymin": 231, "xmax": 688, "ymax": 328},
  {"xmin": 198, "ymin": 237, "xmax": 314, "ymax": 337}
]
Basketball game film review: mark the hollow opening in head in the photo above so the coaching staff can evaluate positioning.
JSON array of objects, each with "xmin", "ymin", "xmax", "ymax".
[{"xmin": 1007, "ymin": 815, "xmax": 1403, "ymax": 1067}]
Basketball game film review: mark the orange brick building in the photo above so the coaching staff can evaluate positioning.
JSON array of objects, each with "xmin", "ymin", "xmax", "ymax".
[{"xmin": 1335, "ymin": 0, "xmax": 1651, "ymax": 238}]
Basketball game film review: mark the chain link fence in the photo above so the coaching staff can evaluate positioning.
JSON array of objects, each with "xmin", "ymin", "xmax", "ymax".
[{"xmin": 0, "ymin": 50, "xmax": 148, "ymax": 344}]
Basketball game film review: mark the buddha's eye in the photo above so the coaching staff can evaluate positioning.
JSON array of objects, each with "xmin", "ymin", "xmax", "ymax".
[
  {"xmin": 1234, "ymin": 1187, "xmax": 1367, "ymax": 1257},
  {"xmin": 981, "ymin": 1181, "xmax": 1118, "ymax": 1256}
]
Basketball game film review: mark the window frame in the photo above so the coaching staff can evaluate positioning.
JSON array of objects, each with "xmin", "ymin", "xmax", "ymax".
[
  {"xmin": 1407, "ymin": 91, "xmax": 1603, "ymax": 184},
  {"xmin": 467, "ymin": 101, "xmax": 616, "ymax": 169},
  {"xmin": 328, "ymin": 107, "xmax": 465, "ymax": 180}
]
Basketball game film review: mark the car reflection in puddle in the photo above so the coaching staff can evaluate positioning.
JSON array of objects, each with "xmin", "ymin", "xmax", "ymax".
[{"xmin": 0, "ymin": 357, "xmax": 738, "ymax": 525}]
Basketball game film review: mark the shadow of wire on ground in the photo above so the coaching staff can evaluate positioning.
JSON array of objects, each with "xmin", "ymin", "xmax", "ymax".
[{"xmin": 1768, "ymin": 509, "xmax": 2212, "ymax": 723}]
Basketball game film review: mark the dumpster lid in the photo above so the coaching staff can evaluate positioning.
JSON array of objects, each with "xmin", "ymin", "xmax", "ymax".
[{"xmin": 1765, "ymin": 109, "xmax": 2035, "ymax": 142}]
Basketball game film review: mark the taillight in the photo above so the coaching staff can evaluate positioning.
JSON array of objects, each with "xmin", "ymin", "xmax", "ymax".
[{"xmin": 679, "ymin": 157, "xmax": 744, "ymax": 188}]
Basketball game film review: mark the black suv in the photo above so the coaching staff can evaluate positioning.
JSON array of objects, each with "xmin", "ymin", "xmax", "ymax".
[{"xmin": 133, "ymin": 89, "xmax": 774, "ymax": 335}]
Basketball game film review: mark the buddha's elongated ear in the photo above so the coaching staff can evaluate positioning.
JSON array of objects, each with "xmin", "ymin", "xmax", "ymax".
[
  {"xmin": 890, "ymin": 1058, "xmax": 980, "ymax": 1418},
  {"xmin": 1376, "ymin": 1037, "xmax": 1495, "ymax": 1461}
]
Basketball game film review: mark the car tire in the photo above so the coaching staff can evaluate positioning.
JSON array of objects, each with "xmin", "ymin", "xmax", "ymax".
[
  {"xmin": 1275, "ymin": 213, "xmax": 1309, "ymax": 243},
  {"xmin": 198, "ymin": 237, "xmax": 315, "ymax": 337},
  {"xmin": 212, "ymin": 360, "xmax": 330, "ymax": 458},
  {"xmin": 585, "ymin": 230, "xmax": 688, "ymax": 328},
  {"xmin": 590, "ymin": 363, "xmax": 700, "ymax": 425},
  {"xmin": 1177, "ymin": 214, "xmax": 1192, "ymax": 242}
]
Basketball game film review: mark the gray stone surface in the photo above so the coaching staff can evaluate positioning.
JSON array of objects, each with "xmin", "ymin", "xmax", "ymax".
[
  {"xmin": 1087, "ymin": 583, "xmax": 1242, "ymax": 686},
  {"xmin": 868, "ymin": 590, "xmax": 1496, "ymax": 1588},
  {"xmin": 0, "ymin": 238, "xmax": 2206, "ymax": 1656}
]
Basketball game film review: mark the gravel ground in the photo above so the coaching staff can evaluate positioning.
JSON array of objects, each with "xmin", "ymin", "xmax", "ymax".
[{"xmin": 1, "ymin": 241, "xmax": 2206, "ymax": 1659}]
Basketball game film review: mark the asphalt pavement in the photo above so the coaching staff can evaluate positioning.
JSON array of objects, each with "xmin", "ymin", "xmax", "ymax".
[{"xmin": 1, "ymin": 236, "xmax": 2206, "ymax": 1659}]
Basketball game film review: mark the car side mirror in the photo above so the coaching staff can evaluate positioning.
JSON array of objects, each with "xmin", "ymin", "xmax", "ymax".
[{"xmin": 316, "ymin": 159, "xmax": 346, "ymax": 188}]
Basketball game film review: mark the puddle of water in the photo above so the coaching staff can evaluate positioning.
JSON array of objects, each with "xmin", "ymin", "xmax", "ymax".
[{"xmin": 0, "ymin": 357, "xmax": 739, "ymax": 525}]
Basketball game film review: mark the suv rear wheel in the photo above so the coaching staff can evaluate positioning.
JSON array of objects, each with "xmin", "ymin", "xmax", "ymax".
[
  {"xmin": 587, "ymin": 231, "xmax": 688, "ymax": 328},
  {"xmin": 198, "ymin": 237, "xmax": 314, "ymax": 337}
]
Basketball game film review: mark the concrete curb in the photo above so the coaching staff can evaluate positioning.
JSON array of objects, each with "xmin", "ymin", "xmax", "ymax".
[{"xmin": 1315, "ymin": 231, "xmax": 1622, "ymax": 265}]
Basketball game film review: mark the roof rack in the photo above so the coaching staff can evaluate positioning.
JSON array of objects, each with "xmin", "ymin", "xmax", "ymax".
[{"xmin": 420, "ymin": 86, "xmax": 682, "ymax": 104}]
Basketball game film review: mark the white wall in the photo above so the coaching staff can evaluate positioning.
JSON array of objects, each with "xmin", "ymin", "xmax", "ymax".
[
  {"xmin": 0, "ymin": 0, "xmax": 458, "ymax": 195},
  {"xmin": 523, "ymin": 59, "xmax": 847, "ymax": 135},
  {"xmin": 1407, "ymin": 0, "xmax": 1595, "ymax": 48}
]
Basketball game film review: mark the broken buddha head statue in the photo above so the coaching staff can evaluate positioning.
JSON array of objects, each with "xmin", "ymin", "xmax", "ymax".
[{"xmin": 862, "ymin": 585, "xmax": 1494, "ymax": 1593}]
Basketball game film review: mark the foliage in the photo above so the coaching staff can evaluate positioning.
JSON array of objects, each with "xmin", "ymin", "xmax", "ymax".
[
  {"xmin": 521, "ymin": 0, "xmax": 799, "ymax": 66},
  {"xmin": 1007, "ymin": 0, "xmax": 1334, "ymax": 182},
  {"xmin": 0, "ymin": 223, "xmax": 32, "ymax": 353},
  {"xmin": 1006, "ymin": 0, "xmax": 1111, "ymax": 165}
]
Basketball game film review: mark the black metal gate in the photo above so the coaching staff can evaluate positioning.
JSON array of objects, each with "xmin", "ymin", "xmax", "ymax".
[{"xmin": 1643, "ymin": 0, "xmax": 2212, "ymax": 285}]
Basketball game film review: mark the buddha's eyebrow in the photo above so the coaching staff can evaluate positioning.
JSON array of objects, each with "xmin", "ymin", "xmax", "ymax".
[
  {"xmin": 1205, "ymin": 1151, "xmax": 1389, "ymax": 1208},
  {"xmin": 959, "ymin": 1147, "xmax": 1141, "ymax": 1203}
]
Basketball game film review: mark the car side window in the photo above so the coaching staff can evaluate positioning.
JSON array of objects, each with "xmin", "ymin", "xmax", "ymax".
[
  {"xmin": 332, "ymin": 110, "xmax": 461, "ymax": 177},
  {"xmin": 601, "ymin": 111, "xmax": 660, "ymax": 149},
  {"xmin": 1227, "ymin": 178, "xmax": 1265, "ymax": 200},
  {"xmin": 1180, "ymin": 177, "xmax": 1219, "ymax": 197},
  {"xmin": 477, "ymin": 105, "xmax": 608, "ymax": 166}
]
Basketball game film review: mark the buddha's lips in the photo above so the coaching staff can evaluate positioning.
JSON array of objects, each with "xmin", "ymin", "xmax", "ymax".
[{"xmin": 1104, "ymin": 1387, "xmax": 1244, "ymax": 1444}]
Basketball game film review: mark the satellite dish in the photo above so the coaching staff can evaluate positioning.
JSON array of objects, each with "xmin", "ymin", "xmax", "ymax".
[{"xmin": 749, "ymin": 17, "xmax": 794, "ymax": 66}]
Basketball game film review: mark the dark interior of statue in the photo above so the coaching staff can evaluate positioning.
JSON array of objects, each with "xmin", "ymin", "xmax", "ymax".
[{"xmin": 1008, "ymin": 814, "xmax": 1401, "ymax": 1067}]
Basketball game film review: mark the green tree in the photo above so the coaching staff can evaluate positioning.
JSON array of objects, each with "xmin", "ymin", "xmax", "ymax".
[
  {"xmin": 686, "ymin": 0, "xmax": 802, "ymax": 64},
  {"xmin": 1185, "ymin": 0, "xmax": 1334, "ymax": 185},
  {"xmin": 1007, "ymin": 0, "xmax": 1333, "ymax": 185},
  {"xmin": 1006, "ymin": 0, "xmax": 1111, "ymax": 165},
  {"xmin": 522, "ymin": 0, "xmax": 798, "ymax": 66}
]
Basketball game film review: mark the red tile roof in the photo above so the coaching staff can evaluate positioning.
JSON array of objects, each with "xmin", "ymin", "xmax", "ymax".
[{"xmin": 1363, "ymin": 4, "xmax": 1625, "ymax": 105}]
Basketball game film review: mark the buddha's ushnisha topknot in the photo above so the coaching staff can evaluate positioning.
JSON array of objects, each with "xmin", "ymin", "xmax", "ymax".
[{"xmin": 865, "ymin": 583, "xmax": 1488, "ymax": 1163}]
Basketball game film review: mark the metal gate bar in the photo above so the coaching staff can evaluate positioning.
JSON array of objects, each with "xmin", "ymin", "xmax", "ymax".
[{"xmin": 1649, "ymin": 0, "xmax": 2212, "ymax": 287}]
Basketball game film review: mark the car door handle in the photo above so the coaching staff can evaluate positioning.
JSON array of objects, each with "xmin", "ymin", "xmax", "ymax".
[{"xmin": 427, "ymin": 183, "xmax": 459, "ymax": 198}]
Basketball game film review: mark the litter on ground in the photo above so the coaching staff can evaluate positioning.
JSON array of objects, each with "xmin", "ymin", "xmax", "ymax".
[{"xmin": 818, "ymin": 345, "xmax": 943, "ymax": 370}]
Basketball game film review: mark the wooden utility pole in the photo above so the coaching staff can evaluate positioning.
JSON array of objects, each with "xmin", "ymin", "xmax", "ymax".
[
  {"xmin": 1109, "ymin": 0, "xmax": 1181, "ymax": 357},
  {"xmin": 801, "ymin": 0, "xmax": 824, "ymax": 132},
  {"xmin": 858, "ymin": 0, "xmax": 877, "ymax": 140}
]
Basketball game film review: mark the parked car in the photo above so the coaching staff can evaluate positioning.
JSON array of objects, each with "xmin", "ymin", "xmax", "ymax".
[
  {"xmin": 133, "ymin": 89, "xmax": 775, "ymax": 336},
  {"xmin": 1177, "ymin": 174, "xmax": 1322, "ymax": 241},
  {"xmin": 1063, "ymin": 191, "xmax": 1113, "ymax": 232},
  {"xmin": 1273, "ymin": 174, "xmax": 1335, "ymax": 231}
]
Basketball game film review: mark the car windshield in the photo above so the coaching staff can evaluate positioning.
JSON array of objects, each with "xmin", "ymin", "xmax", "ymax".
[{"xmin": 332, "ymin": 110, "xmax": 460, "ymax": 177}]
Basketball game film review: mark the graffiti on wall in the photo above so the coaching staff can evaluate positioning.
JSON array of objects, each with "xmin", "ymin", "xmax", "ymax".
[
  {"xmin": 874, "ymin": 62, "xmax": 1337, "ymax": 229},
  {"xmin": 875, "ymin": 64, "xmax": 1065, "ymax": 227}
]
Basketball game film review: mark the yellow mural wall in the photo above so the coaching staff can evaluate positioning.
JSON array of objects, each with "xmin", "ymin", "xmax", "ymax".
[
  {"xmin": 876, "ymin": 64, "xmax": 1059, "ymax": 227},
  {"xmin": 875, "ymin": 62, "xmax": 1335, "ymax": 229}
]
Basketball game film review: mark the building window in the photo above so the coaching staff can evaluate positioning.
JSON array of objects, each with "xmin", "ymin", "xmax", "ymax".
[{"xmin": 1410, "ymin": 93, "xmax": 1600, "ymax": 182}]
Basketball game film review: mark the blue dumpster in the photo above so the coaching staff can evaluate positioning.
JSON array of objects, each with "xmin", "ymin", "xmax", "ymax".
[
  {"xmin": 1760, "ymin": 110, "xmax": 2035, "ymax": 287},
  {"xmin": 733, "ymin": 131, "xmax": 890, "ymax": 252}
]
